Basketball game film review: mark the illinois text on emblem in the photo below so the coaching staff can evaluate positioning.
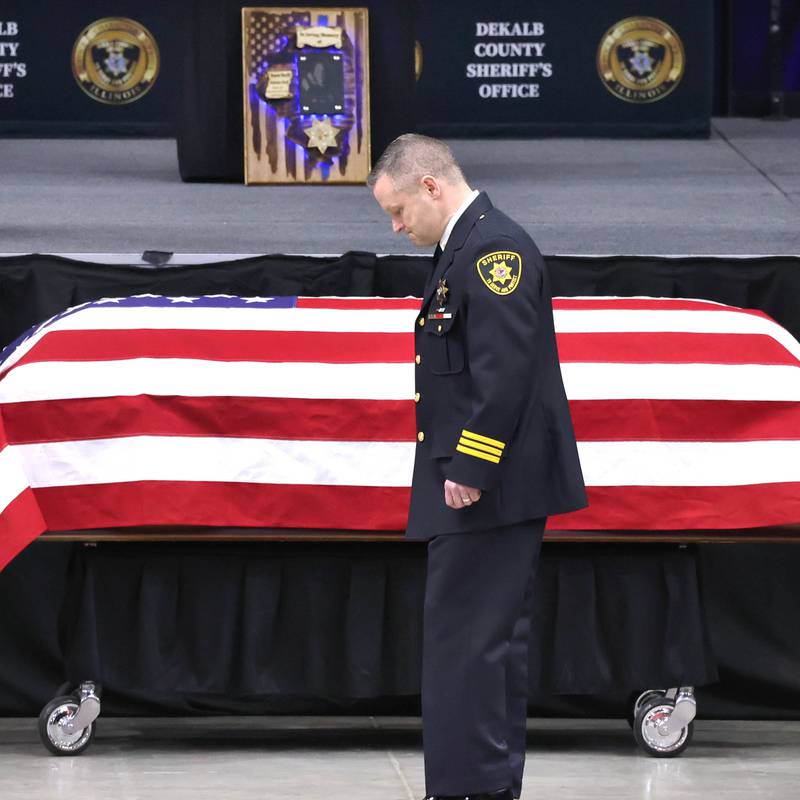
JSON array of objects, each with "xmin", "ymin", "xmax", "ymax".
[
  {"xmin": 476, "ymin": 251, "xmax": 522, "ymax": 295},
  {"xmin": 72, "ymin": 17, "xmax": 160, "ymax": 105},
  {"xmin": 597, "ymin": 17, "xmax": 685, "ymax": 104}
]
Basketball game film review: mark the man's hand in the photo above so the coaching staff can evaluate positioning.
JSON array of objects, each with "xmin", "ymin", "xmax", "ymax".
[{"xmin": 444, "ymin": 480, "xmax": 482, "ymax": 510}]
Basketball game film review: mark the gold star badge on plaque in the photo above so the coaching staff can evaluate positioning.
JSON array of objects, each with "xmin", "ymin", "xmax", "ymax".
[{"xmin": 305, "ymin": 118, "xmax": 339, "ymax": 154}]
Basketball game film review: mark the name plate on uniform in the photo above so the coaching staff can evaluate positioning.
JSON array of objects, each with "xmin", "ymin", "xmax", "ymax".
[{"xmin": 242, "ymin": 7, "xmax": 371, "ymax": 184}]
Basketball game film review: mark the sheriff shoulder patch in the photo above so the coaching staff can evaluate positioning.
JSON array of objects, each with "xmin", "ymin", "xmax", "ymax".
[{"xmin": 476, "ymin": 250, "xmax": 522, "ymax": 295}]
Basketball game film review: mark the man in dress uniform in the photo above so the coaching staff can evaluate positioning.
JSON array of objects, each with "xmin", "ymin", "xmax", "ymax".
[{"xmin": 369, "ymin": 134, "xmax": 587, "ymax": 800}]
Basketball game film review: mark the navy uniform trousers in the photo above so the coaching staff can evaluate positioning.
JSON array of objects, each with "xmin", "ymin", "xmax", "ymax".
[{"xmin": 422, "ymin": 517, "xmax": 546, "ymax": 798}]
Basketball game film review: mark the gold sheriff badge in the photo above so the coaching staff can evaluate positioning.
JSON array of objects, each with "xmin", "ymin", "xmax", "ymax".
[{"xmin": 305, "ymin": 117, "xmax": 340, "ymax": 154}]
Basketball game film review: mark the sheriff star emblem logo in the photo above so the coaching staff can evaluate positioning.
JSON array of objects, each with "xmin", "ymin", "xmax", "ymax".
[
  {"xmin": 476, "ymin": 251, "xmax": 522, "ymax": 295},
  {"xmin": 71, "ymin": 17, "xmax": 160, "ymax": 105},
  {"xmin": 597, "ymin": 17, "xmax": 685, "ymax": 104},
  {"xmin": 488, "ymin": 261, "xmax": 513, "ymax": 285}
]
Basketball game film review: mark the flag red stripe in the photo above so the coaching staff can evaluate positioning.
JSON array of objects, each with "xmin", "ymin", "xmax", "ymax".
[
  {"xmin": 23, "ymin": 331, "xmax": 792, "ymax": 370},
  {"xmin": 296, "ymin": 297, "xmax": 422, "ymax": 309},
  {"xmin": 29, "ymin": 481, "xmax": 800, "ymax": 535},
  {"xmin": 547, "ymin": 483, "xmax": 800, "ymax": 530},
  {"xmin": 11, "ymin": 330, "xmax": 796, "ymax": 373},
  {"xmin": 10, "ymin": 329, "xmax": 414, "ymax": 368},
  {"xmin": 556, "ymin": 332, "xmax": 797, "ymax": 365},
  {"xmin": 297, "ymin": 296, "xmax": 770, "ymax": 317},
  {"xmin": 5, "ymin": 396, "xmax": 798, "ymax": 445},
  {"xmin": 0, "ymin": 488, "xmax": 47, "ymax": 572},
  {"xmin": 34, "ymin": 482, "xmax": 410, "ymax": 532},
  {"xmin": 552, "ymin": 298, "xmax": 772, "ymax": 318},
  {"xmin": 569, "ymin": 399, "xmax": 800, "ymax": 441},
  {"xmin": 2, "ymin": 396, "xmax": 417, "ymax": 444}
]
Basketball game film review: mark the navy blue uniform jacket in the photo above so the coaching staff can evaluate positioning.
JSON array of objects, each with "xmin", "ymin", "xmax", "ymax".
[{"xmin": 406, "ymin": 191, "xmax": 588, "ymax": 540}]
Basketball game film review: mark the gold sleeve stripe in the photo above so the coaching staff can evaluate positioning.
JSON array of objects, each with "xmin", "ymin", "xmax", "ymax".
[
  {"xmin": 456, "ymin": 444, "xmax": 501, "ymax": 464},
  {"xmin": 457, "ymin": 437, "xmax": 503, "ymax": 457},
  {"xmin": 461, "ymin": 429, "xmax": 505, "ymax": 450}
]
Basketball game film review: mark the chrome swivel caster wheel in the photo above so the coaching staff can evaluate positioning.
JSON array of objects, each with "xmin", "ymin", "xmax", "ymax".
[
  {"xmin": 37, "ymin": 682, "xmax": 102, "ymax": 756},
  {"xmin": 633, "ymin": 689, "xmax": 695, "ymax": 757},
  {"xmin": 627, "ymin": 689, "xmax": 666, "ymax": 729}
]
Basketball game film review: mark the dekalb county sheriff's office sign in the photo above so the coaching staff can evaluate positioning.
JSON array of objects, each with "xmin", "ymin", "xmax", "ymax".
[
  {"xmin": 0, "ymin": 20, "xmax": 26, "ymax": 99},
  {"xmin": 415, "ymin": 2, "xmax": 709, "ymax": 137},
  {"xmin": 467, "ymin": 20, "xmax": 553, "ymax": 100}
]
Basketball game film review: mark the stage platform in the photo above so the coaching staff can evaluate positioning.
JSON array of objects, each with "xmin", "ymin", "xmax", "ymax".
[{"xmin": 1, "ymin": 118, "xmax": 798, "ymax": 257}]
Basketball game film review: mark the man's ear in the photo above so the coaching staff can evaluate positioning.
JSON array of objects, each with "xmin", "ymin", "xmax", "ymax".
[{"xmin": 421, "ymin": 175, "xmax": 440, "ymax": 198}]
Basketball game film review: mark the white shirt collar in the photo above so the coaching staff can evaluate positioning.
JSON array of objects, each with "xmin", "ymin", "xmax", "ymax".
[{"xmin": 439, "ymin": 189, "xmax": 480, "ymax": 252}]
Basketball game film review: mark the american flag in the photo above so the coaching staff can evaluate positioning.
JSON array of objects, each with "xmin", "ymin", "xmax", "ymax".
[
  {"xmin": 1, "ymin": 294, "xmax": 799, "ymax": 571},
  {"xmin": 247, "ymin": 10, "xmax": 311, "ymax": 74}
]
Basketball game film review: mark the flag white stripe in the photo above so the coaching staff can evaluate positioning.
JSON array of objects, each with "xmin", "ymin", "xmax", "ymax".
[
  {"xmin": 577, "ymin": 440, "xmax": 800, "ymax": 486},
  {"xmin": 44, "ymin": 306, "xmax": 799, "ymax": 338},
  {"xmin": 554, "ymin": 309, "xmax": 800, "ymax": 360},
  {"xmin": 5, "ymin": 304, "xmax": 798, "ymax": 378},
  {"xmin": 4, "ymin": 360, "xmax": 795, "ymax": 404},
  {"xmin": 0, "ymin": 447, "xmax": 30, "ymax": 513},
  {"xmin": 561, "ymin": 363, "xmax": 800, "ymax": 400},
  {"xmin": 42, "ymin": 306, "xmax": 419, "ymax": 334},
  {"xmin": 0, "ymin": 307, "xmax": 421, "ymax": 375},
  {"xmin": 10, "ymin": 437, "xmax": 800, "ymax": 490},
  {"xmin": 556, "ymin": 296, "xmax": 732, "ymax": 306},
  {"xmin": 554, "ymin": 309, "xmax": 777, "ymax": 334},
  {"xmin": 0, "ymin": 359, "xmax": 416, "ymax": 403},
  {"xmin": 13, "ymin": 436, "xmax": 416, "ymax": 488}
]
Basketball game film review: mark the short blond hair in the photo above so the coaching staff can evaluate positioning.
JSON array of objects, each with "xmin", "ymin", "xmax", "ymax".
[{"xmin": 367, "ymin": 133, "xmax": 465, "ymax": 190}]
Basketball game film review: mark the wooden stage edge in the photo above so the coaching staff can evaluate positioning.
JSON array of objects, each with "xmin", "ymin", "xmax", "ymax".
[{"xmin": 40, "ymin": 526, "xmax": 800, "ymax": 545}]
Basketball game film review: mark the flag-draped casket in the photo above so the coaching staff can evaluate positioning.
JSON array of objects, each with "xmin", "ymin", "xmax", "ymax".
[{"xmin": 1, "ymin": 293, "xmax": 799, "ymax": 571}]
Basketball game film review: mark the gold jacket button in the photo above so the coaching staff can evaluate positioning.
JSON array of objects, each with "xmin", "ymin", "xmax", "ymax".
[
  {"xmin": 414, "ymin": 392, "xmax": 421, "ymax": 403},
  {"xmin": 418, "ymin": 317, "xmax": 425, "ymax": 327},
  {"xmin": 415, "ymin": 354, "xmax": 421, "ymax": 365},
  {"xmin": 417, "ymin": 431, "xmax": 425, "ymax": 442}
]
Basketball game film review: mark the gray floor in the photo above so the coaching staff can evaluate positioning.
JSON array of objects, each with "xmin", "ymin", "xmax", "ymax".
[
  {"xmin": 1, "ymin": 717, "xmax": 799, "ymax": 799},
  {"xmin": 0, "ymin": 118, "xmax": 798, "ymax": 256}
]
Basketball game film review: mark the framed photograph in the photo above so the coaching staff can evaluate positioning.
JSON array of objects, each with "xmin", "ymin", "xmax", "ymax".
[{"xmin": 298, "ymin": 52, "xmax": 345, "ymax": 115}]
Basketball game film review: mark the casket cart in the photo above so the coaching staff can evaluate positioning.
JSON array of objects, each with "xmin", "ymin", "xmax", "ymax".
[{"xmin": 1, "ymin": 273, "xmax": 798, "ymax": 760}]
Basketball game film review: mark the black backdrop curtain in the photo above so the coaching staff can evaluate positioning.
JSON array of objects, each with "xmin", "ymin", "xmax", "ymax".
[
  {"xmin": 3, "ymin": 253, "xmax": 800, "ymax": 347},
  {"xmin": 1, "ymin": 253, "xmax": 800, "ymax": 719}
]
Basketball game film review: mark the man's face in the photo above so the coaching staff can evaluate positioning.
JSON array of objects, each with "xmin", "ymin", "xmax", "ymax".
[{"xmin": 372, "ymin": 174, "xmax": 444, "ymax": 248}]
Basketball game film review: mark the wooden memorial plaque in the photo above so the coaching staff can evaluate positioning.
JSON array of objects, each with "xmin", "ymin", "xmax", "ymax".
[{"xmin": 242, "ymin": 7, "xmax": 371, "ymax": 184}]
